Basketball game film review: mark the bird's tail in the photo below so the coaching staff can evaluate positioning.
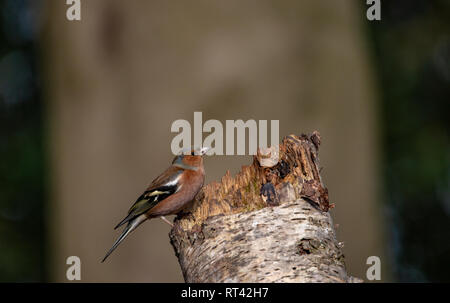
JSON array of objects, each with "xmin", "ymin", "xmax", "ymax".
[{"xmin": 101, "ymin": 214, "xmax": 147, "ymax": 263}]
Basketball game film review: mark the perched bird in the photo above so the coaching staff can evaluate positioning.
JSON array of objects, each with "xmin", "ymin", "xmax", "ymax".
[{"xmin": 101, "ymin": 146, "xmax": 209, "ymax": 262}]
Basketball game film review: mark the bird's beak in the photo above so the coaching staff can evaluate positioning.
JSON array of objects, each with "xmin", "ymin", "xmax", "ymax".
[{"xmin": 199, "ymin": 146, "xmax": 210, "ymax": 155}]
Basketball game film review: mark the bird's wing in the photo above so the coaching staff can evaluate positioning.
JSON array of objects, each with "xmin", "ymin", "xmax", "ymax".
[{"xmin": 114, "ymin": 166, "xmax": 183, "ymax": 229}]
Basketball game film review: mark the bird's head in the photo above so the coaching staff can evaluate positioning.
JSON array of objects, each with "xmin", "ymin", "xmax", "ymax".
[{"xmin": 172, "ymin": 147, "xmax": 210, "ymax": 171}]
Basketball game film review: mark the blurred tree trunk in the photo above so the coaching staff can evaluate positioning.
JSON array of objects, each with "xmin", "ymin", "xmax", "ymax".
[
  {"xmin": 43, "ymin": 0, "xmax": 386, "ymax": 282},
  {"xmin": 170, "ymin": 133, "xmax": 361, "ymax": 282}
]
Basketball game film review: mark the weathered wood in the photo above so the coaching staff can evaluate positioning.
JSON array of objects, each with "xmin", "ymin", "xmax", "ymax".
[{"xmin": 170, "ymin": 132, "xmax": 361, "ymax": 282}]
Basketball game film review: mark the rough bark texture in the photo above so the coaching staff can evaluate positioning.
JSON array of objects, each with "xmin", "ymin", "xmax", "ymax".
[{"xmin": 170, "ymin": 133, "xmax": 361, "ymax": 282}]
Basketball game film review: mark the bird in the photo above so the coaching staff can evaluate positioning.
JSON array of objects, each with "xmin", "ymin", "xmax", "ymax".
[{"xmin": 101, "ymin": 146, "xmax": 209, "ymax": 262}]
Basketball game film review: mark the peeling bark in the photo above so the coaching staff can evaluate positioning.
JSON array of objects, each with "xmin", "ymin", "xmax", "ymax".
[{"xmin": 169, "ymin": 132, "xmax": 361, "ymax": 283}]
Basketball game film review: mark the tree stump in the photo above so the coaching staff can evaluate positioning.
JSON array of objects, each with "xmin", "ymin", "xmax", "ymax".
[{"xmin": 169, "ymin": 132, "xmax": 361, "ymax": 282}]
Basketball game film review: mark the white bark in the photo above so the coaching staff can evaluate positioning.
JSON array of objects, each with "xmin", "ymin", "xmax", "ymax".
[{"xmin": 173, "ymin": 197, "xmax": 350, "ymax": 282}]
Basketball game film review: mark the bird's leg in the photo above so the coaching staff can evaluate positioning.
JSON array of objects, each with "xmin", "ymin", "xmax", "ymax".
[{"xmin": 160, "ymin": 216, "xmax": 174, "ymax": 227}]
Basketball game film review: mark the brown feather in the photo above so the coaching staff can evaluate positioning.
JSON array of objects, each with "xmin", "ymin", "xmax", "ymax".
[{"xmin": 146, "ymin": 163, "xmax": 205, "ymax": 217}]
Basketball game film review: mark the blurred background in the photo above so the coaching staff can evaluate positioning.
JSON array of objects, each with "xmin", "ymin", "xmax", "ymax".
[{"xmin": 0, "ymin": 0, "xmax": 448, "ymax": 282}]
